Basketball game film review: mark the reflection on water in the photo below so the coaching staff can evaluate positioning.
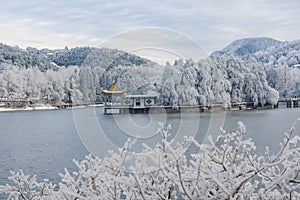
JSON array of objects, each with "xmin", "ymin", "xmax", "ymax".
[{"xmin": 0, "ymin": 107, "xmax": 299, "ymax": 185}]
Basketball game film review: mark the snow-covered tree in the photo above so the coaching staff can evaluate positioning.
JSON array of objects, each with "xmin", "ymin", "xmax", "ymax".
[
  {"xmin": 196, "ymin": 59, "xmax": 214, "ymax": 107},
  {"xmin": 160, "ymin": 61, "xmax": 181, "ymax": 108},
  {"xmin": 1, "ymin": 119, "xmax": 300, "ymax": 199},
  {"xmin": 158, "ymin": 56, "xmax": 278, "ymax": 108}
]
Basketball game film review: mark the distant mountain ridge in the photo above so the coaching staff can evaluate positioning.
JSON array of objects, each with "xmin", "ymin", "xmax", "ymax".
[
  {"xmin": 0, "ymin": 43, "xmax": 155, "ymax": 71},
  {"xmin": 211, "ymin": 37, "xmax": 300, "ymax": 98},
  {"xmin": 211, "ymin": 37, "xmax": 300, "ymax": 68},
  {"xmin": 253, "ymin": 39, "xmax": 300, "ymax": 66},
  {"xmin": 1, "ymin": 37, "xmax": 299, "ymax": 105},
  {"xmin": 2, "ymin": 37, "xmax": 299, "ymax": 71},
  {"xmin": 0, "ymin": 43, "xmax": 56, "ymax": 71},
  {"xmin": 47, "ymin": 47, "xmax": 155, "ymax": 68},
  {"xmin": 211, "ymin": 37, "xmax": 283, "ymax": 57}
]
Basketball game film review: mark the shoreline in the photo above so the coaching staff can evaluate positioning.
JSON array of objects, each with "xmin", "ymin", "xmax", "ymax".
[
  {"xmin": 0, "ymin": 103, "xmax": 105, "ymax": 112},
  {"xmin": 0, "ymin": 103, "xmax": 293, "ymax": 113},
  {"xmin": 0, "ymin": 106, "xmax": 58, "ymax": 112}
]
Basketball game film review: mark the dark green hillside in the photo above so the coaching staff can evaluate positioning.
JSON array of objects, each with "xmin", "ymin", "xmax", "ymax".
[{"xmin": 0, "ymin": 43, "xmax": 57, "ymax": 71}]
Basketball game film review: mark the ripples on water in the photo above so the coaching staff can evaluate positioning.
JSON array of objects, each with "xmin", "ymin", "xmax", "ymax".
[{"xmin": 0, "ymin": 107, "xmax": 299, "ymax": 186}]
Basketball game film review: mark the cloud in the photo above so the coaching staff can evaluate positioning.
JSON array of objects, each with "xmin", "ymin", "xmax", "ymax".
[
  {"xmin": 0, "ymin": 0, "xmax": 299, "ymax": 54},
  {"xmin": 0, "ymin": 17, "xmax": 104, "ymax": 49},
  {"xmin": 98, "ymin": 27, "xmax": 208, "ymax": 64}
]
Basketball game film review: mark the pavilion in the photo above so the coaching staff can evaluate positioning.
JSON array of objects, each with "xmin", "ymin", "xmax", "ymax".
[{"xmin": 100, "ymin": 81, "xmax": 157, "ymax": 114}]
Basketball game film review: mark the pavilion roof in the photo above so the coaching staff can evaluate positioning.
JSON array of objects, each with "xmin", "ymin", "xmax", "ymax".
[{"xmin": 100, "ymin": 81, "xmax": 126, "ymax": 95}]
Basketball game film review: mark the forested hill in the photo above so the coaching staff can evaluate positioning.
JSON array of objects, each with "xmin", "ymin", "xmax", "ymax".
[
  {"xmin": 47, "ymin": 47, "xmax": 155, "ymax": 68},
  {"xmin": 211, "ymin": 37, "xmax": 300, "ymax": 68},
  {"xmin": 211, "ymin": 37, "xmax": 282, "ymax": 58},
  {"xmin": 0, "ymin": 43, "xmax": 56, "ymax": 71},
  {"xmin": 0, "ymin": 37, "xmax": 299, "ymax": 105},
  {"xmin": 0, "ymin": 43, "xmax": 155, "ymax": 70},
  {"xmin": 210, "ymin": 37, "xmax": 300, "ymax": 99}
]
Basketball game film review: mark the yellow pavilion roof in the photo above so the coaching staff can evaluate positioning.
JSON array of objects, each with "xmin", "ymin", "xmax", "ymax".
[
  {"xmin": 108, "ymin": 84, "xmax": 121, "ymax": 91},
  {"xmin": 100, "ymin": 81, "xmax": 126, "ymax": 95}
]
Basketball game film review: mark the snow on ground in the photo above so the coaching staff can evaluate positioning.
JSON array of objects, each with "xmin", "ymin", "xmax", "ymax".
[{"xmin": 0, "ymin": 105, "xmax": 57, "ymax": 112}]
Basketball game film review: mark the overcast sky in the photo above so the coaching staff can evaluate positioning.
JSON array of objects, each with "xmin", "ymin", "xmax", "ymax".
[{"xmin": 0, "ymin": 0, "xmax": 299, "ymax": 55}]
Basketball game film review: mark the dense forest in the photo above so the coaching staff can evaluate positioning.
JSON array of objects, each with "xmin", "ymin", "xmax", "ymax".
[
  {"xmin": 0, "ymin": 37, "xmax": 299, "ymax": 107},
  {"xmin": 212, "ymin": 37, "xmax": 300, "ymax": 99}
]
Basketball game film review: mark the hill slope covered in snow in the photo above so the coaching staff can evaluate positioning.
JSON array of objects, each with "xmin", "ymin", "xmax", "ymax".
[{"xmin": 211, "ymin": 37, "xmax": 300, "ymax": 98}]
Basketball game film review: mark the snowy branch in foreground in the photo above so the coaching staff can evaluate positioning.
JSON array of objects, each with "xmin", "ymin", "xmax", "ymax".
[
  {"xmin": 1, "ymin": 119, "xmax": 300, "ymax": 199},
  {"xmin": 0, "ymin": 170, "xmax": 56, "ymax": 199}
]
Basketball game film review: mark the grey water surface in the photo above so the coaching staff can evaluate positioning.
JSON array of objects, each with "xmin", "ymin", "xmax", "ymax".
[{"xmin": 0, "ymin": 107, "xmax": 299, "ymax": 186}]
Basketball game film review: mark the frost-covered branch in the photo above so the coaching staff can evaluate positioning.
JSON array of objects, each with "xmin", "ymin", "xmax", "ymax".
[{"xmin": 1, "ymin": 120, "xmax": 300, "ymax": 199}]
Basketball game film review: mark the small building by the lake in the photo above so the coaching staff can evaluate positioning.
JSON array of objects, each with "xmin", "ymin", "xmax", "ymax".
[
  {"xmin": 121, "ymin": 95, "xmax": 157, "ymax": 114},
  {"xmin": 100, "ymin": 81, "xmax": 158, "ymax": 114},
  {"xmin": 103, "ymin": 94, "xmax": 158, "ymax": 114}
]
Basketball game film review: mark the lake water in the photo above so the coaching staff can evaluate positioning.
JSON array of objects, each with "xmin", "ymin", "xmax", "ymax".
[{"xmin": 0, "ymin": 107, "xmax": 299, "ymax": 186}]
